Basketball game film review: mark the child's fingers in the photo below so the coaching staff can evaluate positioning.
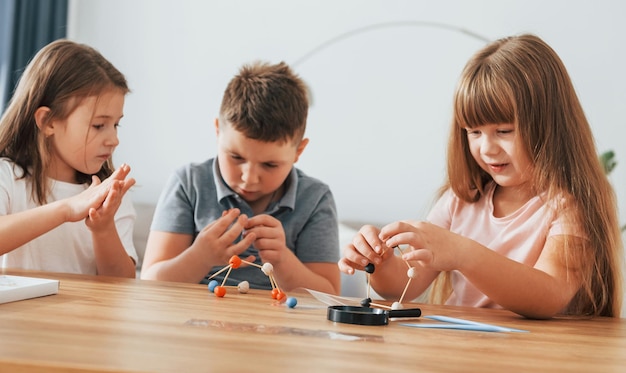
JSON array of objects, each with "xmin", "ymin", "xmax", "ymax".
[
  {"xmin": 99, "ymin": 164, "xmax": 132, "ymax": 193},
  {"xmin": 120, "ymin": 178, "xmax": 136, "ymax": 194},
  {"xmin": 111, "ymin": 163, "xmax": 131, "ymax": 180},
  {"xmin": 87, "ymin": 207, "xmax": 99, "ymax": 222},
  {"xmin": 226, "ymin": 231, "xmax": 256, "ymax": 257},
  {"xmin": 200, "ymin": 209, "xmax": 241, "ymax": 235},
  {"xmin": 342, "ymin": 242, "xmax": 371, "ymax": 268},
  {"xmin": 243, "ymin": 254, "xmax": 256, "ymax": 263},
  {"xmin": 351, "ymin": 231, "xmax": 384, "ymax": 265},
  {"xmin": 379, "ymin": 221, "xmax": 416, "ymax": 242},
  {"xmin": 84, "ymin": 179, "xmax": 110, "ymax": 208},
  {"xmin": 242, "ymin": 224, "xmax": 273, "ymax": 240},
  {"xmin": 101, "ymin": 182, "xmax": 122, "ymax": 210},
  {"xmin": 357, "ymin": 225, "xmax": 386, "ymax": 255},
  {"xmin": 221, "ymin": 214, "xmax": 250, "ymax": 242},
  {"xmin": 245, "ymin": 214, "xmax": 277, "ymax": 229},
  {"xmin": 401, "ymin": 249, "xmax": 433, "ymax": 266},
  {"xmin": 338, "ymin": 257, "xmax": 359, "ymax": 275},
  {"xmin": 91, "ymin": 175, "xmax": 102, "ymax": 186},
  {"xmin": 383, "ymin": 230, "xmax": 421, "ymax": 252}
]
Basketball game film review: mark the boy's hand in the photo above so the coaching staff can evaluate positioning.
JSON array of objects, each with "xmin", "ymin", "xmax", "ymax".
[
  {"xmin": 192, "ymin": 209, "xmax": 256, "ymax": 265},
  {"xmin": 244, "ymin": 214, "xmax": 287, "ymax": 264}
]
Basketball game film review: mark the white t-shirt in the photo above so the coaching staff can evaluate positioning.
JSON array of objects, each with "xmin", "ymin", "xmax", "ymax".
[
  {"xmin": 0, "ymin": 158, "xmax": 137, "ymax": 274},
  {"xmin": 427, "ymin": 182, "xmax": 577, "ymax": 309}
]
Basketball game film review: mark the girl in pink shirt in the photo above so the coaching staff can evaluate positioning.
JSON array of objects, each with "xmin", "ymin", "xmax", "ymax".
[{"xmin": 339, "ymin": 34, "xmax": 623, "ymax": 318}]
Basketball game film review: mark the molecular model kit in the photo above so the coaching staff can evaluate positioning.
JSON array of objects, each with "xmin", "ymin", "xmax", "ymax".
[
  {"xmin": 206, "ymin": 246, "xmax": 417, "ymax": 312},
  {"xmin": 360, "ymin": 245, "xmax": 418, "ymax": 310},
  {"xmin": 207, "ymin": 255, "xmax": 298, "ymax": 309}
]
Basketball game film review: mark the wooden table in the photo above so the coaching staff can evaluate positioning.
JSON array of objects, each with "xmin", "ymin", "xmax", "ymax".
[{"xmin": 1, "ymin": 269, "xmax": 624, "ymax": 372}]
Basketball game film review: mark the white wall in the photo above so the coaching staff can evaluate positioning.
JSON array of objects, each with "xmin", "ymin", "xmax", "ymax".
[{"xmin": 67, "ymin": 0, "xmax": 626, "ymax": 227}]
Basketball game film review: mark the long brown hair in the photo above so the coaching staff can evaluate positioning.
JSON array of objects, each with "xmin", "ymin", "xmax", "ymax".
[
  {"xmin": 433, "ymin": 34, "xmax": 623, "ymax": 317},
  {"xmin": 0, "ymin": 39, "xmax": 129, "ymax": 205}
]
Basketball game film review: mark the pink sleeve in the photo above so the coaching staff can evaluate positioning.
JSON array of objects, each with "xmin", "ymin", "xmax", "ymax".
[
  {"xmin": 426, "ymin": 189, "xmax": 454, "ymax": 229},
  {"xmin": 546, "ymin": 199, "xmax": 585, "ymax": 239}
]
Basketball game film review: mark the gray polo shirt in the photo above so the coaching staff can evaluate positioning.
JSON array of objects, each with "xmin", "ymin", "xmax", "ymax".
[{"xmin": 151, "ymin": 157, "xmax": 339, "ymax": 289}]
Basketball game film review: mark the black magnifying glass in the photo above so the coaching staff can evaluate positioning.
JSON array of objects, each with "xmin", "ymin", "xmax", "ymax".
[{"xmin": 327, "ymin": 305, "xmax": 422, "ymax": 326}]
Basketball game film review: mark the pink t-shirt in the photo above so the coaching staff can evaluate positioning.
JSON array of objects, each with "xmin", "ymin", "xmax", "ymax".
[{"xmin": 427, "ymin": 182, "xmax": 575, "ymax": 309}]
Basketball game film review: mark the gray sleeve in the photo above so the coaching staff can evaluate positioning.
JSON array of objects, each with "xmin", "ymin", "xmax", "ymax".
[
  {"xmin": 150, "ymin": 170, "xmax": 196, "ymax": 235},
  {"xmin": 293, "ymin": 189, "xmax": 339, "ymax": 263}
]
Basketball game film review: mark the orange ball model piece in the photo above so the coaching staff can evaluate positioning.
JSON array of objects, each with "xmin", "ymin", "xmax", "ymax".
[{"xmin": 208, "ymin": 255, "xmax": 286, "ymax": 301}]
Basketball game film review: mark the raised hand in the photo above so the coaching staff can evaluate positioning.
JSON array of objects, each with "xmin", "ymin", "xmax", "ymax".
[
  {"xmin": 85, "ymin": 164, "xmax": 136, "ymax": 232},
  {"xmin": 63, "ymin": 164, "xmax": 134, "ymax": 223}
]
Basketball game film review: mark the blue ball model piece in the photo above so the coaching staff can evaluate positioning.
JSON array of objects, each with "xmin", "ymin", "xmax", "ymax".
[
  {"xmin": 286, "ymin": 297, "xmax": 297, "ymax": 308},
  {"xmin": 208, "ymin": 280, "xmax": 219, "ymax": 292}
]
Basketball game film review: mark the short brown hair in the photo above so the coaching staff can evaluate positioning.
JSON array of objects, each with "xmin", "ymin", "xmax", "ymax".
[{"xmin": 219, "ymin": 61, "xmax": 309, "ymax": 143}]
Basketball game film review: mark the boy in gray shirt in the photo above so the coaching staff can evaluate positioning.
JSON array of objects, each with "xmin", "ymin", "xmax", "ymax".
[{"xmin": 141, "ymin": 61, "xmax": 340, "ymax": 294}]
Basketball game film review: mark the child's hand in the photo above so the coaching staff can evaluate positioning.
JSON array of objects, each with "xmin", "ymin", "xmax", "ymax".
[
  {"xmin": 379, "ymin": 221, "xmax": 463, "ymax": 271},
  {"xmin": 338, "ymin": 225, "xmax": 395, "ymax": 275},
  {"xmin": 192, "ymin": 209, "xmax": 256, "ymax": 265},
  {"xmin": 244, "ymin": 214, "xmax": 288, "ymax": 265},
  {"xmin": 64, "ymin": 164, "xmax": 135, "ymax": 223},
  {"xmin": 86, "ymin": 164, "xmax": 135, "ymax": 232}
]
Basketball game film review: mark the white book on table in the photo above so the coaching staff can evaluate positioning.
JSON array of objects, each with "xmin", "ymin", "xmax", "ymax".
[{"xmin": 0, "ymin": 275, "xmax": 59, "ymax": 304}]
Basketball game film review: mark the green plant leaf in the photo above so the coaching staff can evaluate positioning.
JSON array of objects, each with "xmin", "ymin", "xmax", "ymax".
[{"xmin": 599, "ymin": 150, "xmax": 617, "ymax": 174}]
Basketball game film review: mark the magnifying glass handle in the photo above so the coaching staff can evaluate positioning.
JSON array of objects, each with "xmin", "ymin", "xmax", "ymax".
[{"xmin": 389, "ymin": 308, "xmax": 422, "ymax": 318}]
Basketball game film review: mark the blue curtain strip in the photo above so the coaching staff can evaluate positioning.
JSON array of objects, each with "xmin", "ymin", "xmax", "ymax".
[{"xmin": 0, "ymin": 0, "xmax": 68, "ymax": 113}]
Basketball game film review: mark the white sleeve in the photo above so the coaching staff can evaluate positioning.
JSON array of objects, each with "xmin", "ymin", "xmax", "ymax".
[{"xmin": 115, "ymin": 192, "xmax": 139, "ymax": 263}]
